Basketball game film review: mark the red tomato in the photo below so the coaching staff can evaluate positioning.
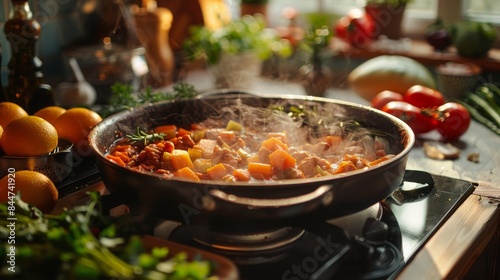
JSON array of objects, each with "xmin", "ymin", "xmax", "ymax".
[
  {"xmin": 335, "ymin": 9, "xmax": 375, "ymax": 48},
  {"xmin": 404, "ymin": 85, "xmax": 445, "ymax": 108},
  {"xmin": 382, "ymin": 101, "xmax": 436, "ymax": 134},
  {"xmin": 434, "ymin": 102, "xmax": 471, "ymax": 141},
  {"xmin": 371, "ymin": 90, "xmax": 404, "ymax": 109}
]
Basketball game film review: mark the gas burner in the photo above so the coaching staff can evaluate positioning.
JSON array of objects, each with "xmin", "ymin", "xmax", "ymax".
[
  {"xmin": 191, "ymin": 226, "xmax": 305, "ymax": 252},
  {"xmin": 155, "ymin": 220, "xmax": 352, "ymax": 279}
]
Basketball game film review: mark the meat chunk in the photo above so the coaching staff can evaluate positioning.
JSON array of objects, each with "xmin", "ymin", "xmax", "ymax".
[
  {"xmin": 130, "ymin": 144, "xmax": 163, "ymax": 171},
  {"xmin": 289, "ymin": 149, "xmax": 310, "ymax": 163},
  {"xmin": 196, "ymin": 139, "xmax": 217, "ymax": 158},
  {"xmin": 211, "ymin": 146, "xmax": 242, "ymax": 168},
  {"xmin": 297, "ymin": 156, "xmax": 331, "ymax": 178}
]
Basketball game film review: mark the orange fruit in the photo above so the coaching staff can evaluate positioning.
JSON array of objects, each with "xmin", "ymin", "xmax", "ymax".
[
  {"xmin": 33, "ymin": 106, "xmax": 67, "ymax": 126},
  {"xmin": 1, "ymin": 116, "xmax": 59, "ymax": 157},
  {"xmin": 0, "ymin": 102, "xmax": 28, "ymax": 129},
  {"xmin": 0, "ymin": 170, "xmax": 58, "ymax": 213},
  {"xmin": 0, "ymin": 125, "xmax": 3, "ymax": 151},
  {"xmin": 53, "ymin": 107, "xmax": 102, "ymax": 155}
]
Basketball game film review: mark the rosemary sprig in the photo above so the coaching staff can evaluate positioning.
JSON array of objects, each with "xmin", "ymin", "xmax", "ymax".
[
  {"xmin": 99, "ymin": 82, "xmax": 199, "ymax": 118},
  {"xmin": 126, "ymin": 127, "xmax": 166, "ymax": 145}
]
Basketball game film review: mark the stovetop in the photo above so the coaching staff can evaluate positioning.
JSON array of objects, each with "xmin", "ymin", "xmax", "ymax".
[{"xmin": 57, "ymin": 162, "xmax": 475, "ymax": 280}]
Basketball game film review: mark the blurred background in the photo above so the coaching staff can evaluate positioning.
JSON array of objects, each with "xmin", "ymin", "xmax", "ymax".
[{"xmin": 0, "ymin": 0, "xmax": 499, "ymax": 103}]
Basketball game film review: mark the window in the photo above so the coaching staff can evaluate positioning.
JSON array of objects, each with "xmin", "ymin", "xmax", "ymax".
[
  {"xmin": 463, "ymin": 0, "xmax": 500, "ymax": 23},
  {"xmin": 251, "ymin": 0, "xmax": 500, "ymax": 37}
]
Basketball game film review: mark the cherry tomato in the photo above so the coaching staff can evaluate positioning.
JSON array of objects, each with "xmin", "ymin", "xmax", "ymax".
[
  {"xmin": 404, "ymin": 85, "xmax": 445, "ymax": 108},
  {"xmin": 335, "ymin": 9, "xmax": 375, "ymax": 48},
  {"xmin": 371, "ymin": 90, "xmax": 404, "ymax": 109},
  {"xmin": 434, "ymin": 102, "xmax": 471, "ymax": 141},
  {"xmin": 382, "ymin": 101, "xmax": 436, "ymax": 134}
]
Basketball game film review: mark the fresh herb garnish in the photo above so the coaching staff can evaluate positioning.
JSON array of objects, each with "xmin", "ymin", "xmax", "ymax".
[
  {"xmin": 126, "ymin": 127, "xmax": 166, "ymax": 145},
  {"xmin": 99, "ymin": 82, "xmax": 199, "ymax": 118}
]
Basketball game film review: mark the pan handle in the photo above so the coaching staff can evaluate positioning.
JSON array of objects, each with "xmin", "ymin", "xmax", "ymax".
[{"xmin": 207, "ymin": 185, "xmax": 334, "ymax": 209}]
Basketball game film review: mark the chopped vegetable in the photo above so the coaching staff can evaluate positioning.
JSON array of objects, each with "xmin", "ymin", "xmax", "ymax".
[
  {"xmin": 106, "ymin": 110, "xmax": 397, "ymax": 181},
  {"xmin": 174, "ymin": 166, "xmax": 201, "ymax": 181},
  {"xmin": 206, "ymin": 163, "xmax": 229, "ymax": 180},
  {"xmin": 226, "ymin": 120, "xmax": 243, "ymax": 131},
  {"xmin": 233, "ymin": 168, "xmax": 251, "ymax": 181},
  {"xmin": 248, "ymin": 162, "xmax": 274, "ymax": 180},
  {"xmin": 154, "ymin": 124, "xmax": 177, "ymax": 139},
  {"xmin": 261, "ymin": 137, "xmax": 288, "ymax": 152},
  {"xmin": 269, "ymin": 149, "xmax": 296, "ymax": 171},
  {"xmin": 170, "ymin": 149, "xmax": 194, "ymax": 171}
]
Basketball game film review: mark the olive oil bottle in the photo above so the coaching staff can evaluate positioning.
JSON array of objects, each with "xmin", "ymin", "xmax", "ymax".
[{"xmin": 4, "ymin": 0, "xmax": 54, "ymax": 114}]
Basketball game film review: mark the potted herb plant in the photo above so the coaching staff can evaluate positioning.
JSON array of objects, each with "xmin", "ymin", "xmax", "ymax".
[
  {"xmin": 183, "ymin": 14, "xmax": 291, "ymax": 89},
  {"xmin": 364, "ymin": 0, "xmax": 413, "ymax": 40},
  {"xmin": 299, "ymin": 25, "xmax": 334, "ymax": 96}
]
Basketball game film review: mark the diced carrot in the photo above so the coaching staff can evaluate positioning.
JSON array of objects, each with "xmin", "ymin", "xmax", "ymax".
[
  {"xmin": 343, "ymin": 154, "xmax": 369, "ymax": 169},
  {"xmin": 113, "ymin": 151, "xmax": 130, "ymax": 163},
  {"xmin": 219, "ymin": 130, "xmax": 236, "ymax": 144},
  {"xmin": 233, "ymin": 168, "xmax": 251, "ymax": 181},
  {"xmin": 246, "ymin": 154, "xmax": 260, "ymax": 163},
  {"xmin": 368, "ymin": 155, "xmax": 394, "ymax": 166},
  {"xmin": 171, "ymin": 149, "xmax": 194, "ymax": 170},
  {"xmin": 114, "ymin": 144, "xmax": 132, "ymax": 152},
  {"xmin": 269, "ymin": 149, "xmax": 296, "ymax": 171},
  {"xmin": 177, "ymin": 128, "xmax": 191, "ymax": 137},
  {"xmin": 154, "ymin": 125, "xmax": 177, "ymax": 139},
  {"xmin": 321, "ymin": 135, "xmax": 343, "ymax": 146},
  {"xmin": 206, "ymin": 163, "xmax": 228, "ymax": 180},
  {"xmin": 267, "ymin": 132, "xmax": 288, "ymax": 144},
  {"xmin": 248, "ymin": 162, "xmax": 273, "ymax": 180},
  {"xmin": 174, "ymin": 167, "xmax": 200, "ymax": 181},
  {"xmin": 333, "ymin": 161, "xmax": 357, "ymax": 174},
  {"xmin": 106, "ymin": 155, "xmax": 126, "ymax": 167},
  {"xmin": 261, "ymin": 137, "xmax": 288, "ymax": 151}
]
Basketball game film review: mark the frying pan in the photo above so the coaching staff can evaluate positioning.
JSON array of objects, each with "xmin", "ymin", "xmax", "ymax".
[{"xmin": 89, "ymin": 90, "xmax": 414, "ymax": 231}]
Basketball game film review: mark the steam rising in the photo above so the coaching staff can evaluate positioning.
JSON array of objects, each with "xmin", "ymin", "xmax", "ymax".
[{"xmin": 193, "ymin": 97, "xmax": 397, "ymax": 162}]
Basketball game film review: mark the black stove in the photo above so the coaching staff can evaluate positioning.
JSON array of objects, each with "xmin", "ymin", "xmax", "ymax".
[{"xmin": 57, "ymin": 167, "xmax": 475, "ymax": 280}]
